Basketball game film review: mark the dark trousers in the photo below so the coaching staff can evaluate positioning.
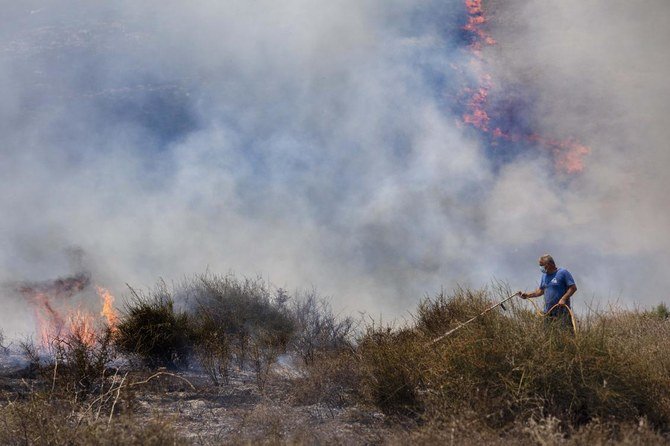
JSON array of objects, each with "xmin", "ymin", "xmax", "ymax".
[{"xmin": 544, "ymin": 306, "xmax": 575, "ymax": 335}]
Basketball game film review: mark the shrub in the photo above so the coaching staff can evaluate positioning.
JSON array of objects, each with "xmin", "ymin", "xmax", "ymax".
[
  {"xmin": 651, "ymin": 302, "xmax": 670, "ymax": 320},
  {"xmin": 356, "ymin": 287, "xmax": 670, "ymax": 430},
  {"xmin": 49, "ymin": 327, "xmax": 117, "ymax": 396},
  {"xmin": 115, "ymin": 282, "xmax": 193, "ymax": 369},
  {"xmin": 290, "ymin": 290, "xmax": 355, "ymax": 364},
  {"xmin": 184, "ymin": 274, "xmax": 295, "ymax": 385}
]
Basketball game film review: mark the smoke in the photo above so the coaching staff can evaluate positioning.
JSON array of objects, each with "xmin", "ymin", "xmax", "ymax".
[
  {"xmin": 0, "ymin": 0, "xmax": 668, "ymax": 337},
  {"xmin": 481, "ymin": 0, "xmax": 670, "ymax": 298}
]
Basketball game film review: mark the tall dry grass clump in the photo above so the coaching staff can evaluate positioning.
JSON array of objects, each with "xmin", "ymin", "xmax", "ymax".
[{"xmin": 356, "ymin": 287, "xmax": 670, "ymax": 432}]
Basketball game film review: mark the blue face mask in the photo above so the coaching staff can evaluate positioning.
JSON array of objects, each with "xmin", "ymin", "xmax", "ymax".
[{"xmin": 540, "ymin": 266, "xmax": 548, "ymax": 274}]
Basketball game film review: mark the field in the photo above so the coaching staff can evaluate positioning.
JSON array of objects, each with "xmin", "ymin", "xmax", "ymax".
[{"xmin": 1, "ymin": 275, "xmax": 669, "ymax": 445}]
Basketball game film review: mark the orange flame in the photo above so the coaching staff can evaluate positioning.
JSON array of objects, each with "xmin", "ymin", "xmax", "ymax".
[
  {"xmin": 67, "ymin": 310, "xmax": 97, "ymax": 346},
  {"xmin": 31, "ymin": 292, "xmax": 65, "ymax": 346},
  {"xmin": 97, "ymin": 286, "xmax": 119, "ymax": 332},
  {"xmin": 18, "ymin": 276, "xmax": 120, "ymax": 348},
  {"xmin": 460, "ymin": 0, "xmax": 590, "ymax": 173}
]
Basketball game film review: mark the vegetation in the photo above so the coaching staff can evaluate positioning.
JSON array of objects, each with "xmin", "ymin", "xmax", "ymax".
[
  {"xmin": 185, "ymin": 274, "xmax": 295, "ymax": 387},
  {"xmin": 2, "ymin": 274, "xmax": 669, "ymax": 444},
  {"xmin": 651, "ymin": 302, "xmax": 670, "ymax": 320},
  {"xmin": 115, "ymin": 281, "xmax": 193, "ymax": 369},
  {"xmin": 355, "ymin": 288, "xmax": 670, "ymax": 433}
]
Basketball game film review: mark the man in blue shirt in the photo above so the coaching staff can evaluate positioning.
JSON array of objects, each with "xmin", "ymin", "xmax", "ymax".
[{"xmin": 520, "ymin": 254, "xmax": 577, "ymax": 330}]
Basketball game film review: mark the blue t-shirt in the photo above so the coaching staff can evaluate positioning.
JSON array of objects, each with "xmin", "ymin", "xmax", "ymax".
[{"xmin": 540, "ymin": 268, "xmax": 576, "ymax": 312}]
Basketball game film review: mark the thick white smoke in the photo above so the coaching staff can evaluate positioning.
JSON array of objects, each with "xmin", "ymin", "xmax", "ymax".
[{"xmin": 0, "ymin": 0, "xmax": 668, "ymax": 338}]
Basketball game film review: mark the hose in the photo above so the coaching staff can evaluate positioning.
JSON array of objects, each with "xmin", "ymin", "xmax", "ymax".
[{"xmin": 525, "ymin": 297, "xmax": 577, "ymax": 334}]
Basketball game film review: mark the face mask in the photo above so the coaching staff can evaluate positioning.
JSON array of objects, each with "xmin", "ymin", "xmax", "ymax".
[{"xmin": 540, "ymin": 266, "xmax": 548, "ymax": 274}]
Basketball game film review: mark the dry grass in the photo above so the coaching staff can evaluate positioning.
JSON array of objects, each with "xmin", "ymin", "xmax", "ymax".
[
  {"xmin": 354, "ymin": 287, "xmax": 670, "ymax": 438},
  {"xmin": 3, "ymin": 277, "xmax": 669, "ymax": 444},
  {"xmin": 0, "ymin": 390, "xmax": 187, "ymax": 446}
]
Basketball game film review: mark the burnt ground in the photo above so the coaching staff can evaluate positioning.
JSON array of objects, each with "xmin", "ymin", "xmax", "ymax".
[
  {"xmin": 0, "ymin": 351, "xmax": 400, "ymax": 445},
  {"xmin": 131, "ymin": 367, "xmax": 394, "ymax": 444}
]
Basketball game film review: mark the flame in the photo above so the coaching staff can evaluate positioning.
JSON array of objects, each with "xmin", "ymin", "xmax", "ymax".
[
  {"xmin": 31, "ymin": 292, "xmax": 65, "ymax": 346},
  {"xmin": 67, "ymin": 310, "xmax": 97, "ymax": 346},
  {"xmin": 97, "ymin": 286, "xmax": 119, "ymax": 332},
  {"xmin": 460, "ymin": 0, "xmax": 590, "ymax": 173},
  {"xmin": 464, "ymin": 0, "xmax": 497, "ymax": 50},
  {"xmin": 17, "ymin": 274, "xmax": 120, "ymax": 348}
]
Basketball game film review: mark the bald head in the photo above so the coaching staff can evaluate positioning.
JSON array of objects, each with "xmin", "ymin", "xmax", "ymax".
[{"xmin": 539, "ymin": 254, "xmax": 555, "ymax": 266}]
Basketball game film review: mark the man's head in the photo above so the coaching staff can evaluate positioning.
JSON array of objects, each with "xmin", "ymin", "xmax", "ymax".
[{"xmin": 538, "ymin": 254, "xmax": 557, "ymax": 274}]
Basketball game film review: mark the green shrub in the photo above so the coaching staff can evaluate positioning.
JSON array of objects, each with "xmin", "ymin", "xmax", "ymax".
[
  {"xmin": 187, "ymin": 274, "xmax": 294, "ymax": 348},
  {"xmin": 115, "ymin": 282, "xmax": 192, "ymax": 369},
  {"xmin": 652, "ymin": 303, "xmax": 670, "ymax": 320}
]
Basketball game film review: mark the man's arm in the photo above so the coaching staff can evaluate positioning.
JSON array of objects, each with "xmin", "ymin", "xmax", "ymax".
[
  {"xmin": 520, "ymin": 288, "xmax": 544, "ymax": 299},
  {"xmin": 558, "ymin": 284, "xmax": 577, "ymax": 306}
]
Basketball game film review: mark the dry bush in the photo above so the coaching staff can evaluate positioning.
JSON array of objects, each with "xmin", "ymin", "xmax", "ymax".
[
  {"xmin": 115, "ymin": 282, "xmax": 193, "ymax": 370},
  {"xmin": 290, "ymin": 290, "xmax": 355, "ymax": 365},
  {"xmin": 51, "ymin": 329, "xmax": 116, "ymax": 396},
  {"xmin": 356, "ymin": 287, "xmax": 670, "ymax": 431},
  {"xmin": 387, "ymin": 416, "xmax": 670, "ymax": 445},
  {"xmin": 184, "ymin": 273, "xmax": 295, "ymax": 386},
  {"xmin": 193, "ymin": 332, "xmax": 231, "ymax": 387},
  {"xmin": 290, "ymin": 350, "xmax": 363, "ymax": 409}
]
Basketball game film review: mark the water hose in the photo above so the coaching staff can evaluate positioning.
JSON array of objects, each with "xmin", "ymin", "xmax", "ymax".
[
  {"xmin": 525, "ymin": 298, "xmax": 578, "ymax": 334},
  {"xmin": 429, "ymin": 292, "xmax": 577, "ymax": 345}
]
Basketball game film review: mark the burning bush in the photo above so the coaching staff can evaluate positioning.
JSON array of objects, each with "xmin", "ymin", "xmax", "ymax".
[
  {"xmin": 115, "ymin": 282, "xmax": 193, "ymax": 369},
  {"xmin": 50, "ymin": 327, "xmax": 117, "ymax": 396}
]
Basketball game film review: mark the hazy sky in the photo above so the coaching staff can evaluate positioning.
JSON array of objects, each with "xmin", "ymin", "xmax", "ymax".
[{"xmin": 1, "ymin": 0, "xmax": 668, "ymax": 337}]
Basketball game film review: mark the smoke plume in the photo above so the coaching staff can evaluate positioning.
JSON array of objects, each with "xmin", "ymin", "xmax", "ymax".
[{"xmin": 1, "ymin": 0, "xmax": 668, "ymax": 337}]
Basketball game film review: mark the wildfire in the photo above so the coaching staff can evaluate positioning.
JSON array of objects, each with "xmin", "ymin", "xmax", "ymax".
[
  {"xmin": 460, "ymin": 0, "xmax": 590, "ymax": 173},
  {"xmin": 97, "ymin": 286, "xmax": 120, "ymax": 333},
  {"xmin": 67, "ymin": 310, "xmax": 97, "ymax": 347},
  {"xmin": 463, "ymin": 0, "xmax": 497, "ymax": 51},
  {"xmin": 17, "ymin": 274, "xmax": 120, "ymax": 347}
]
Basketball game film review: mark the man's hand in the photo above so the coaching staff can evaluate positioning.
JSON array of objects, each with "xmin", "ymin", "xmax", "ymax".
[
  {"xmin": 519, "ymin": 291, "xmax": 529, "ymax": 299},
  {"xmin": 558, "ymin": 285, "xmax": 577, "ymax": 306}
]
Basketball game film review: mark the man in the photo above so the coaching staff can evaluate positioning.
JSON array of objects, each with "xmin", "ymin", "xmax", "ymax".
[{"xmin": 520, "ymin": 254, "xmax": 577, "ymax": 330}]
